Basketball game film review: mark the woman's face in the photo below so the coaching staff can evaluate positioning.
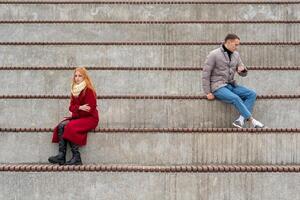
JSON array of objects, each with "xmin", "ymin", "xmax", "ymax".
[{"xmin": 74, "ymin": 71, "xmax": 84, "ymax": 84}]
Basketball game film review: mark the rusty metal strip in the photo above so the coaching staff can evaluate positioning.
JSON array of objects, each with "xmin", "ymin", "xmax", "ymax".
[
  {"xmin": 248, "ymin": 66, "xmax": 300, "ymax": 70},
  {"xmin": 1, "ymin": 66, "xmax": 300, "ymax": 71},
  {"xmin": 0, "ymin": 1, "xmax": 299, "ymax": 5},
  {"xmin": 0, "ymin": 66, "xmax": 203, "ymax": 71},
  {"xmin": 1, "ymin": 127, "xmax": 300, "ymax": 133},
  {"xmin": 0, "ymin": 42, "xmax": 299, "ymax": 45},
  {"xmin": 1, "ymin": 95, "xmax": 300, "ymax": 99},
  {"xmin": 96, "ymin": 127, "xmax": 300, "ymax": 133},
  {"xmin": 0, "ymin": 164, "xmax": 299, "ymax": 172},
  {"xmin": 1, "ymin": 20, "xmax": 300, "ymax": 24},
  {"xmin": 0, "ymin": 128, "xmax": 52, "ymax": 132}
]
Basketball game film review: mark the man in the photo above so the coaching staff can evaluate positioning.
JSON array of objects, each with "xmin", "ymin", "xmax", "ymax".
[{"xmin": 202, "ymin": 33, "xmax": 265, "ymax": 128}]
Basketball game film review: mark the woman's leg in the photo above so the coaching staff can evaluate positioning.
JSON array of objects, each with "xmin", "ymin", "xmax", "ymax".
[
  {"xmin": 65, "ymin": 142, "xmax": 82, "ymax": 165},
  {"xmin": 48, "ymin": 120, "xmax": 70, "ymax": 165}
]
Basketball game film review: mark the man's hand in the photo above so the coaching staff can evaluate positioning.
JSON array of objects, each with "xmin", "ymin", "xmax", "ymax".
[
  {"xmin": 207, "ymin": 93, "xmax": 215, "ymax": 100},
  {"xmin": 237, "ymin": 66, "xmax": 246, "ymax": 73}
]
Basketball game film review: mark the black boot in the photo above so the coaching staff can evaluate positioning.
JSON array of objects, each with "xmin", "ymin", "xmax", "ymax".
[
  {"xmin": 65, "ymin": 142, "xmax": 82, "ymax": 165},
  {"xmin": 48, "ymin": 123, "xmax": 67, "ymax": 165}
]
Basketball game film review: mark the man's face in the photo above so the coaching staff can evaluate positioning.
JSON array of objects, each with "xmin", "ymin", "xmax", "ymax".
[{"xmin": 225, "ymin": 39, "xmax": 240, "ymax": 52}]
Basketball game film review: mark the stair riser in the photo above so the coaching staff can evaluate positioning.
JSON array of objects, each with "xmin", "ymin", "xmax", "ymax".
[
  {"xmin": 0, "ymin": 99, "xmax": 298, "ymax": 128},
  {"xmin": 0, "ymin": 4, "xmax": 299, "ymax": 20},
  {"xmin": 0, "ymin": 132, "xmax": 299, "ymax": 165},
  {"xmin": 0, "ymin": 172, "xmax": 299, "ymax": 200},
  {"xmin": 0, "ymin": 46, "xmax": 299, "ymax": 66},
  {"xmin": 1, "ymin": 24, "xmax": 300, "ymax": 42},
  {"xmin": 1, "ymin": 70, "xmax": 299, "ymax": 95}
]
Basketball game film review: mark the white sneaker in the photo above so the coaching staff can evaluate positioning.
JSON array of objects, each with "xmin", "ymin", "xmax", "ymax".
[
  {"xmin": 232, "ymin": 119, "xmax": 245, "ymax": 128},
  {"xmin": 252, "ymin": 119, "xmax": 265, "ymax": 128}
]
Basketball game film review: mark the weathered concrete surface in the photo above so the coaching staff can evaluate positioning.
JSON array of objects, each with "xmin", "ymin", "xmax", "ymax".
[
  {"xmin": 1, "ymin": 70, "xmax": 300, "ymax": 95},
  {"xmin": 0, "ymin": 99, "xmax": 299, "ymax": 128},
  {"xmin": 0, "ymin": 172, "xmax": 299, "ymax": 200},
  {"xmin": 0, "ymin": 1, "xmax": 299, "ymax": 200},
  {"xmin": 0, "ymin": 4, "xmax": 299, "ymax": 20},
  {"xmin": 0, "ymin": 131, "xmax": 299, "ymax": 165},
  {"xmin": 1, "ymin": 24, "xmax": 299, "ymax": 42},
  {"xmin": 0, "ymin": 45, "xmax": 299, "ymax": 66}
]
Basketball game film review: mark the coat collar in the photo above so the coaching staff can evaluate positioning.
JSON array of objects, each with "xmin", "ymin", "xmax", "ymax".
[{"xmin": 220, "ymin": 44, "xmax": 237, "ymax": 67}]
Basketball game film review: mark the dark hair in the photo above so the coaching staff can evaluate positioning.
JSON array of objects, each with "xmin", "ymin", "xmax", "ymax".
[{"xmin": 224, "ymin": 34, "xmax": 240, "ymax": 42}]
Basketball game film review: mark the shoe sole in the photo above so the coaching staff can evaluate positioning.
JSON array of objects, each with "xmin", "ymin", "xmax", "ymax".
[
  {"xmin": 254, "ymin": 125, "xmax": 267, "ymax": 128},
  {"xmin": 48, "ymin": 158, "xmax": 65, "ymax": 165},
  {"xmin": 65, "ymin": 162, "xmax": 83, "ymax": 165},
  {"xmin": 232, "ymin": 123, "xmax": 243, "ymax": 128}
]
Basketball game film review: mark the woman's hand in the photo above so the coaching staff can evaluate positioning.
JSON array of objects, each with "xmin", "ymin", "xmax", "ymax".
[
  {"xmin": 79, "ymin": 104, "xmax": 91, "ymax": 112},
  {"xmin": 64, "ymin": 111, "xmax": 73, "ymax": 119}
]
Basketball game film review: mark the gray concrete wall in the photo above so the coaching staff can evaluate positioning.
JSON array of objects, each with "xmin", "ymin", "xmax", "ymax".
[
  {"xmin": 0, "ymin": 99, "xmax": 299, "ymax": 128},
  {"xmin": 0, "ymin": 1, "xmax": 299, "ymax": 200},
  {"xmin": 0, "ymin": 45, "xmax": 299, "ymax": 66},
  {"xmin": 1, "ymin": 24, "xmax": 299, "ymax": 42},
  {"xmin": 0, "ymin": 172, "xmax": 299, "ymax": 200},
  {"xmin": 0, "ymin": 4, "xmax": 299, "ymax": 20},
  {"xmin": 1, "ymin": 70, "xmax": 299, "ymax": 95},
  {"xmin": 0, "ymin": 131, "xmax": 299, "ymax": 165}
]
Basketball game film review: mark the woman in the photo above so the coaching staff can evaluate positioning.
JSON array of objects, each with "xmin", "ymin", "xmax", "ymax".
[{"xmin": 48, "ymin": 67, "xmax": 99, "ymax": 165}]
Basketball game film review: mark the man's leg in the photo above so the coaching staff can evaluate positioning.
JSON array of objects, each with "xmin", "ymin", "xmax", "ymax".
[
  {"xmin": 232, "ymin": 85, "xmax": 265, "ymax": 128},
  {"xmin": 231, "ymin": 85, "xmax": 257, "ymax": 113},
  {"xmin": 213, "ymin": 85, "xmax": 252, "ymax": 121}
]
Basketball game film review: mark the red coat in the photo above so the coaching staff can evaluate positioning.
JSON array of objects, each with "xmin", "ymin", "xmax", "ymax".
[{"xmin": 52, "ymin": 87, "xmax": 99, "ymax": 146}]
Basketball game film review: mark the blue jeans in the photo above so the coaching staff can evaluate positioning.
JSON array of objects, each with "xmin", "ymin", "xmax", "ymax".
[{"xmin": 213, "ymin": 84, "xmax": 257, "ymax": 119}]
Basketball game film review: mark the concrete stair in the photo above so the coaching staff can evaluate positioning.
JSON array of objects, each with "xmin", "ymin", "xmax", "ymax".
[
  {"xmin": 0, "ymin": 45, "xmax": 299, "ymax": 66},
  {"xmin": 0, "ymin": 164, "xmax": 300, "ymax": 200},
  {"xmin": 1, "ymin": 98, "xmax": 299, "ymax": 128},
  {"xmin": 0, "ymin": 128, "xmax": 299, "ymax": 165},
  {"xmin": 0, "ymin": 2, "xmax": 299, "ymax": 20},
  {"xmin": 1, "ymin": 23, "xmax": 300, "ymax": 42},
  {"xmin": 0, "ymin": 0, "xmax": 300, "ymax": 199},
  {"xmin": 1, "ymin": 69, "xmax": 300, "ymax": 95}
]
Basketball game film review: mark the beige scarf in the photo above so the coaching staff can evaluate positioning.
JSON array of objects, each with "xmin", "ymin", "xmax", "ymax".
[{"xmin": 71, "ymin": 81, "xmax": 87, "ymax": 97}]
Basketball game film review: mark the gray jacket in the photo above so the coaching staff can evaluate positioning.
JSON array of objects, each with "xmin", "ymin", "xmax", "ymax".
[{"xmin": 202, "ymin": 45, "xmax": 248, "ymax": 94}]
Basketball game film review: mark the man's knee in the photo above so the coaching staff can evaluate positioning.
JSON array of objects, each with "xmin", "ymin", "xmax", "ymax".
[
  {"xmin": 231, "ymin": 95, "xmax": 243, "ymax": 104},
  {"xmin": 249, "ymin": 90, "xmax": 257, "ymax": 99}
]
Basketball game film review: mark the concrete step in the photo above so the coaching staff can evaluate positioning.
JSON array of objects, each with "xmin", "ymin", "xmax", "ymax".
[
  {"xmin": 0, "ymin": 98, "xmax": 298, "ymax": 128},
  {"xmin": 1, "ymin": 23, "xmax": 299, "ymax": 42},
  {"xmin": 0, "ymin": 3, "xmax": 299, "ymax": 21},
  {"xmin": 0, "ymin": 129, "xmax": 299, "ymax": 165},
  {"xmin": 0, "ymin": 45, "xmax": 298, "ymax": 66},
  {"xmin": 0, "ymin": 164, "xmax": 299, "ymax": 200},
  {"xmin": 1, "ymin": 69, "xmax": 299, "ymax": 95}
]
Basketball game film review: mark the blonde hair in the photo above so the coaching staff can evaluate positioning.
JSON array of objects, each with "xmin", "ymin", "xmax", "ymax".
[{"xmin": 72, "ymin": 67, "xmax": 96, "ymax": 94}]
